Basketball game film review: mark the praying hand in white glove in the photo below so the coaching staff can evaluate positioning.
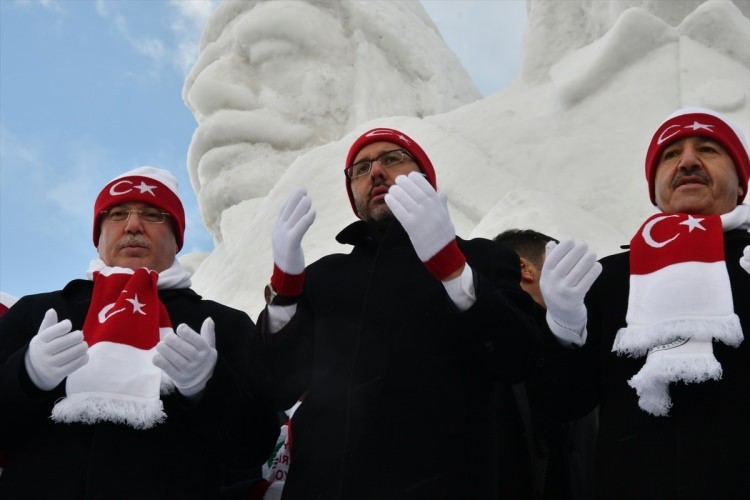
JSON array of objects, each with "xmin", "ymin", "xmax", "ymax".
[
  {"xmin": 720, "ymin": 204, "xmax": 750, "ymax": 231},
  {"xmin": 154, "ymin": 317, "xmax": 217, "ymax": 399},
  {"xmin": 270, "ymin": 187, "xmax": 316, "ymax": 296},
  {"xmin": 25, "ymin": 308, "xmax": 89, "ymax": 391},
  {"xmin": 385, "ymin": 172, "xmax": 466, "ymax": 280},
  {"xmin": 740, "ymin": 246, "xmax": 750, "ymax": 275},
  {"xmin": 721, "ymin": 205, "xmax": 750, "ymax": 275},
  {"xmin": 540, "ymin": 239, "xmax": 602, "ymax": 347},
  {"xmin": 273, "ymin": 188, "xmax": 315, "ymax": 276}
]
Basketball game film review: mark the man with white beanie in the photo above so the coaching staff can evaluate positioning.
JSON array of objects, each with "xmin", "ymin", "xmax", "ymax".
[
  {"xmin": 539, "ymin": 107, "xmax": 750, "ymax": 498},
  {"xmin": 0, "ymin": 167, "xmax": 279, "ymax": 498}
]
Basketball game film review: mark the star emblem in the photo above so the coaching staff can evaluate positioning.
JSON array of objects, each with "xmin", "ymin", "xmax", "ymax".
[
  {"xmin": 126, "ymin": 294, "xmax": 147, "ymax": 315},
  {"xmin": 134, "ymin": 181, "xmax": 157, "ymax": 196},
  {"xmin": 679, "ymin": 215, "xmax": 706, "ymax": 233},
  {"xmin": 684, "ymin": 121, "xmax": 714, "ymax": 133}
]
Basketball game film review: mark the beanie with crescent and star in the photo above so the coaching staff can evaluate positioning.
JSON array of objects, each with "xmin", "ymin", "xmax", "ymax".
[
  {"xmin": 93, "ymin": 166, "xmax": 186, "ymax": 250},
  {"xmin": 645, "ymin": 107, "xmax": 750, "ymax": 205}
]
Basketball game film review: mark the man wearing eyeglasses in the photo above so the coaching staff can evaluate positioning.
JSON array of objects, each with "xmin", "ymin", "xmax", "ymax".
[
  {"xmin": 0, "ymin": 167, "xmax": 279, "ymax": 498},
  {"xmin": 259, "ymin": 128, "xmax": 541, "ymax": 498}
]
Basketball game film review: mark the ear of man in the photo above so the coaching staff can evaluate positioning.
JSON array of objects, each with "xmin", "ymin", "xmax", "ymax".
[{"xmin": 519, "ymin": 257, "xmax": 537, "ymax": 284}]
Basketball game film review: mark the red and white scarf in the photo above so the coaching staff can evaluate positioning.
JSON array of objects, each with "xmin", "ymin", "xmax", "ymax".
[
  {"xmin": 51, "ymin": 260, "xmax": 191, "ymax": 429},
  {"xmin": 612, "ymin": 213, "xmax": 743, "ymax": 416}
]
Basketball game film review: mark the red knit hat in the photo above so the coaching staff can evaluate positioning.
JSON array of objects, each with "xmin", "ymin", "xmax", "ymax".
[
  {"xmin": 93, "ymin": 167, "xmax": 186, "ymax": 250},
  {"xmin": 645, "ymin": 107, "xmax": 750, "ymax": 205},
  {"xmin": 344, "ymin": 128, "xmax": 436, "ymax": 217}
]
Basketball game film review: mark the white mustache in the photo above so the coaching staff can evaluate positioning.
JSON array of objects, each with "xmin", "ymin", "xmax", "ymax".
[{"xmin": 117, "ymin": 235, "xmax": 151, "ymax": 249}]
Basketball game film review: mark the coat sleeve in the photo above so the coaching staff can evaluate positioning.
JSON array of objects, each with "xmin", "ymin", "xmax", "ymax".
[{"xmin": 256, "ymin": 300, "xmax": 314, "ymax": 412}]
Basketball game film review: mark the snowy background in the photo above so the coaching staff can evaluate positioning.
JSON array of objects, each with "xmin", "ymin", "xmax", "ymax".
[
  {"xmin": 2, "ymin": 0, "xmax": 749, "ymax": 323},
  {"xmin": 0, "ymin": 0, "xmax": 524, "ymax": 298},
  {"xmin": 183, "ymin": 0, "xmax": 750, "ymax": 320}
]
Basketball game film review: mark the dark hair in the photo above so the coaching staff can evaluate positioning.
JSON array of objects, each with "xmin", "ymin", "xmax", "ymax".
[{"xmin": 493, "ymin": 229, "xmax": 559, "ymax": 268}]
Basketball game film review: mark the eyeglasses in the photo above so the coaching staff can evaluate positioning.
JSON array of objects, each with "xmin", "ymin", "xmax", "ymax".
[
  {"xmin": 101, "ymin": 208, "xmax": 170, "ymax": 224},
  {"xmin": 345, "ymin": 149, "xmax": 414, "ymax": 179}
]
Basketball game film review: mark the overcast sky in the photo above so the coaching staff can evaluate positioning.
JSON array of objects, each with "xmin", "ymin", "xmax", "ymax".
[{"xmin": 0, "ymin": 0, "xmax": 526, "ymax": 298}]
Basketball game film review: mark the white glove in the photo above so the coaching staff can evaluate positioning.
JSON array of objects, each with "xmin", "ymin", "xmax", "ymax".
[
  {"xmin": 272, "ymin": 188, "xmax": 316, "ymax": 276},
  {"xmin": 154, "ymin": 317, "xmax": 217, "ymax": 398},
  {"xmin": 720, "ymin": 204, "xmax": 750, "ymax": 231},
  {"xmin": 740, "ymin": 246, "xmax": 750, "ymax": 274},
  {"xmin": 385, "ymin": 172, "xmax": 466, "ymax": 281},
  {"xmin": 385, "ymin": 172, "xmax": 456, "ymax": 262},
  {"xmin": 540, "ymin": 239, "xmax": 602, "ymax": 338},
  {"xmin": 24, "ymin": 308, "xmax": 89, "ymax": 391}
]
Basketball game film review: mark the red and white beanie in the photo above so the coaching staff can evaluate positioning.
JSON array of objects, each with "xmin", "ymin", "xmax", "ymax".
[
  {"xmin": 93, "ymin": 166, "xmax": 186, "ymax": 250},
  {"xmin": 645, "ymin": 107, "xmax": 750, "ymax": 205},
  {"xmin": 344, "ymin": 128, "xmax": 436, "ymax": 217}
]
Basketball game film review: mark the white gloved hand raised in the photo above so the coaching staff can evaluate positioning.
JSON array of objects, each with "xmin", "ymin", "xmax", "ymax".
[
  {"xmin": 24, "ymin": 308, "xmax": 89, "ymax": 391},
  {"xmin": 385, "ymin": 172, "xmax": 465, "ymax": 280},
  {"xmin": 720, "ymin": 204, "xmax": 750, "ymax": 231},
  {"xmin": 154, "ymin": 317, "xmax": 217, "ymax": 399},
  {"xmin": 270, "ymin": 188, "xmax": 316, "ymax": 296},
  {"xmin": 740, "ymin": 246, "xmax": 750, "ymax": 275},
  {"xmin": 540, "ymin": 239, "xmax": 602, "ymax": 340},
  {"xmin": 272, "ymin": 188, "xmax": 316, "ymax": 276}
]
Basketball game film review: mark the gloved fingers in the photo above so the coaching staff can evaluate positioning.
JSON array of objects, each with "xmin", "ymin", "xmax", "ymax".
[
  {"xmin": 152, "ymin": 351, "xmax": 179, "ymax": 375},
  {"xmin": 278, "ymin": 187, "xmax": 308, "ymax": 223},
  {"xmin": 404, "ymin": 170, "xmax": 436, "ymax": 197},
  {"xmin": 384, "ymin": 185, "xmax": 415, "ymax": 218},
  {"xmin": 38, "ymin": 308, "xmax": 59, "ymax": 333},
  {"xmin": 394, "ymin": 172, "xmax": 434, "ymax": 204},
  {"xmin": 740, "ymin": 246, "xmax": 750, "ymax": 273},
  {"xmin": 543, "ymin": 239, "xmax": 572, "ymax": 270},
  {"xmin": 172, "ymin": 323, "xmax": 206, "ymax": 354},
  {"xmin": 391, "ymin": 176, "xmax": 423, "ymax": 208},
  {"xmin": 564, "ymin": 249, "xmax": 599, "ymax": 288},
  {"xmin": 720, "ymin": 204, "xmax": 750, "ymax": 231},
  {"xmin": 285, "ymin": 191, "xmax": 312, "ymax": 226},
  {"xmin": 289, "ymin": 199, "xmax": 316, "ymax": 239},
  {"xmin": 199, "ymin": 317, "xmax": 216, "ymax": 349},
  {"xmin": 56, "ymin": 342, "xmax": 89, "ymax": 371},
  {"xmin": 45, "ymin": 329, "xmax": 86, "ymax": 358},
  {"xmin": 545, "ymin": 238, "xmax": 586, "ymax": 278},
  {"xmin": 575, "ymin": 261, "xmax": 603, "ymax": 294},
  {"xmin": 37, "ymin": 318, "xmax": 74, "ymax": 343},
  {"xmin": 155, "ymin": 337, "xmax": 190, "ymax": 371}
]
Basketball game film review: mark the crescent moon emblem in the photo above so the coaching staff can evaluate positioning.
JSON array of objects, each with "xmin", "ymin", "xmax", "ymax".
[
  {"xmin": 99, "ymin": 303, "xmax": 126, "ymax": 323},
  {"xmin": 657, "ymin": 124, "xmax": 682, "ymax": 145},
  {"xmin": 643, "ymin": 215, "xmax": 680, "ymax": 248},
  {"xmin": 109, "ymin": 180, "xmax": 133, "ymax": 196}
]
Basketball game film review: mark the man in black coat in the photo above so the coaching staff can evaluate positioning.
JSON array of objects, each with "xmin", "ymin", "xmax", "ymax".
[
  {"xmin": 539, "ymin": 107, "xmax": 750, "ymax": 499},
  {"xmin": 258, "ymin": 128, "xmax": 541, "ymax": 499},
  {"xmin": 0, "ymin": 167, "xmax": 279, "ymax": 498}
]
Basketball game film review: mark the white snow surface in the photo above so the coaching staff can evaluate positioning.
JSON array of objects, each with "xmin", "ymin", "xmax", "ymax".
[{"xmin": 182, "ymin": 0, "xmax": 750, "ymax": 320}]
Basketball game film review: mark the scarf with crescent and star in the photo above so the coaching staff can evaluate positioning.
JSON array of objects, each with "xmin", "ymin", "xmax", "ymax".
[
  {"xmin": 612, "ymin": 213, "xmax": 743, "ymax": 416},
  {"xmin": 50, "ymin": 259, "xmax": 191, "ymax": 429}
]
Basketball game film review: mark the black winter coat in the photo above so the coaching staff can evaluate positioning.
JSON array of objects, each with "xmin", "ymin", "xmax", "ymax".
[
  {"xmin": 0, "ymin": 280, "xmax": 280, "ymax": 499},
  {"xmin": 547, "ymin": 229, "xmax": 750, "ymax": 499},
  {"xmin": 260, "ymin": 220, "xmax": 541, "ymax": 499}
]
